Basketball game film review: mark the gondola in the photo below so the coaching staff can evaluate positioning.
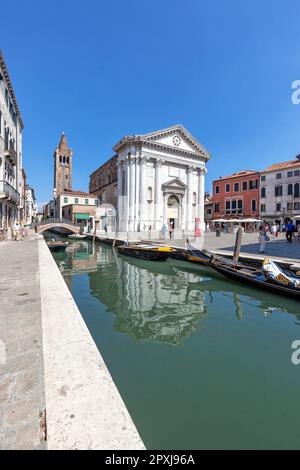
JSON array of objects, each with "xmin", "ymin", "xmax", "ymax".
[
  {"xmin": 187, "ymin": 239, "xmax": 300, "ymax": 299},
  {"xmin": 68, "ymin": 234, "xmax": 87, "ymax": 240},
  {"xmin": 47, "ymin": 239, "xmax": 69, "ymax": 251},
  {"xmin": 116, "ymin": 243, "xmax": 176, "ymax": 261}
]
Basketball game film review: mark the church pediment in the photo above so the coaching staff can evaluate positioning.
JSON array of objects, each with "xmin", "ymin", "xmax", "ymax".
[
  {"xmin": 141, "ymin": 125, "xmax": 210, "ymax": 159},
  {"xmin": 113, "ymin": 125, "xmax": 211, "ymax": 161},
  {"xmin": 162, "ymin": 178, "xmax": 187, "ymax": 190}
]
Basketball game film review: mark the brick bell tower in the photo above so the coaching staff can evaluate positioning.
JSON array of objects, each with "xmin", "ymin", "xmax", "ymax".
[{"xmin": 53, "ymin": 132, "xmax": 73, "ymax": 195}]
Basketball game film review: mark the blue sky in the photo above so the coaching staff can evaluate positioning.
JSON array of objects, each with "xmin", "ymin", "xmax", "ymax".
[{"xmin": 2, "ymin": 0, "xmax": 300, "ymax": 204}]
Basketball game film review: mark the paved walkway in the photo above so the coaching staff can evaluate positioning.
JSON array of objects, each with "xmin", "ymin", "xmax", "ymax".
[{"xmin": 0, "ymin": 235, "xmax": 45, "ymax": 450}]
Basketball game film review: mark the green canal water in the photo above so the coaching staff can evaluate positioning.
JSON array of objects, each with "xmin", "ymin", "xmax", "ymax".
[{"xmin": 52, "ymin": 239, "xmax": 300, "ymax": 449}]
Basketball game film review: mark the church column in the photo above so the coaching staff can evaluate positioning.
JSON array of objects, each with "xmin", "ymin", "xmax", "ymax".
[
  {"xmin": 198, "ymin": 167, "xmax": 207, "ymax": 232},
  {"xmin": 135, "ymin": 155, "xmax": 140, "ymax": 231},
  {"xmin": 154, "ymin": 159, "xmax": 163, "ymax": 231},
  {"xmin": 129, "ymin": 156, "xmax": 136, "ymax": 232},
  {"xmin": 139, "ymin": 157, "xmax": 147, "ymax": 231},
  {"xmin": 117, "ymin": 160, "xmax": 123, "ymax": 231},
  {"xmin": 186, "ymin": 166, "xmax": 194, "ymax": 232}
]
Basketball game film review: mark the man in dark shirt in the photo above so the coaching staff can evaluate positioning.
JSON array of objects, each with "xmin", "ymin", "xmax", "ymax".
[{"xmin": 286, "ymin": 220, "xmax": 294, "ymax": 243}]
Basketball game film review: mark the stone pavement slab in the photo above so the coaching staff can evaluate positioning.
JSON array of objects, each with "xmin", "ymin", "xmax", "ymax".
[{"xmin": 0, "ymin": 236, "xmax": 45, "ymax": 450}]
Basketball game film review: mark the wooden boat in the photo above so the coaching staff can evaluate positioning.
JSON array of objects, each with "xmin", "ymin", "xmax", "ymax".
[
  {"xmin": 47, "ymin": 240, "xmax": 69, "ymax": 251},
  {"xmin": 116, "ymin": 244, "xmax": 176, "ymax": 261},
  {"xmin": 208, "ymin": 257, "xmax": 300, "ymax": 300},
  {"xmin": 68, "ymin": 234, "xmax": 87, "ymax": 240},
  {"xmin": 187, "ymin": 239, "xmax": 300, "ymax": 299}
]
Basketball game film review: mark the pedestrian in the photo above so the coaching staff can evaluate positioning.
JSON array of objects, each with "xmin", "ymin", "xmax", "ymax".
[
  {"xmin": 286, "ymin": 220, "xmax": 294, "ymax": 243},
  {"xmin": 161, "ymin": 223, "xmax": 168, "ymax": 240},
  {"xmin": 13, "ymin": 222, "xmax": 20, "ymax": 241},
  {"xmin": 104, "ymin": 224, "xmax": 108, "ymax": 234},
  {"xmin": 258, "ymin": 225, "xmax": 269, "ymax": 253},
  {"xmin": 169, "ymin": 221, "xmax": 174, "ymax": 240}
]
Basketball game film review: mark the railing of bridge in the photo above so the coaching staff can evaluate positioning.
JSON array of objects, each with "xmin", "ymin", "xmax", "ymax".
[{"xmin": 31, "ymin": 218, "xmax": 81, "ymax": 228}]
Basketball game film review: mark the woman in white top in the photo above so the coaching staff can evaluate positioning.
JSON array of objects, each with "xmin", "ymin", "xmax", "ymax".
[{"xmin": 258, "ymin": 225, "xmax": 267, "ymax": 253}]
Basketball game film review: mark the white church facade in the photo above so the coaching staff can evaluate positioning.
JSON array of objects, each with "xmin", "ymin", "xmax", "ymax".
[{"xmin": 90, "ymin": 125, "xmax": 211, "ymax": 235}]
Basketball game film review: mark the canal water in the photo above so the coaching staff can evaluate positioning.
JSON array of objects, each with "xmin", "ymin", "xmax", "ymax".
[{"xmin": 51, "ymin": 238, "xmax": 300, "ymax": 449}]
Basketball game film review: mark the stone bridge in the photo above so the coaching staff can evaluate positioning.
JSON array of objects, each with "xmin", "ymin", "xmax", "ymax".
[{"xmin": 33, "ymin": 218, "xmax": 81, "ymax": 235}]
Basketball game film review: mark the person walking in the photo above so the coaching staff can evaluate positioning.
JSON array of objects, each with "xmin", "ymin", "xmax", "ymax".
[
  {"xmin": 169, "ymin": 221, "xmax": 174, "ymax": 240},
  {"xmin": 13, "ymin": 222, "xmax": 20, "ymax": 241},
  {"xmin": 161, "ymin": 223, "xmax": 168, "ymax": 240},
  {"xmin": 258, "ymin": 225, "xmax": 268, "ymax": 253},
  {"xmin": 286, "ymin": 220, "xmax": 294, "ymax": 243}
]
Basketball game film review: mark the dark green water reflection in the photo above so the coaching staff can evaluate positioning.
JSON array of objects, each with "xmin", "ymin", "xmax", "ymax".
[{"xmin": 52, "ymin": 239, "xmax": 300, "ymax": 449}]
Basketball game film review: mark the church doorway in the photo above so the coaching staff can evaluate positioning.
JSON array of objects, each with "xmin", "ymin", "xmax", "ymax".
[{"xmin": 167, "ymin": 195, "xmax": 180, "ymax": 229}]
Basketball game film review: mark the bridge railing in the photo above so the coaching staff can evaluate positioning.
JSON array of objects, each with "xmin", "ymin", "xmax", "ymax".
[{"xmin": 31, "ymin": 218, "xmax": 81, "ymax": 228}]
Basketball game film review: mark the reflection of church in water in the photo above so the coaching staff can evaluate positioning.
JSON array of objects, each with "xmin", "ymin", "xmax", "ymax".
[{"xmin": 88, "ymin": 247, "xmax": 208, "ymax": 345}]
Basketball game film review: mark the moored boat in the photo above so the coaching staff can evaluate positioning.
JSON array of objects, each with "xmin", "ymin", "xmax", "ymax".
[
  {"xmin": 116, "ymin": 244, "xmax": 176, "ymax": 261},
  {"xmin": 47, "ymin": 239, "xmax": 69, "ymax": 251},
  {"xmin": 187, "ymin": 239, "xmax": 300, "ymax": 299},
  {"xmin": 68, "ymin": 234, "xmax": 87, "ymax": 240}
]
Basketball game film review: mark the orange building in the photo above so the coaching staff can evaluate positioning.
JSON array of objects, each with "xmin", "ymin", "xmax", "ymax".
[{"xmin": 212, "ymin": 170, "xmax": 260, "ymax": 220}]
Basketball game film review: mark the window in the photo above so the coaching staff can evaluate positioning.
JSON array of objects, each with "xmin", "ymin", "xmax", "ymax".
[
  {"xmin": 294, "ymin": 202, "xmax": 300, "ymax": 210},
  {"xmin": 261, "ymin": 187, "xmax": 266, "ymax": 198},
  {"xmin": 288, "ymin": 184, "xmax": 293, "ymax": 196},
  {"xmin": 287, "ymin": 171, "xmax": 293, "ymax": 177},
  {"xmin": 225, "ymin": 183, "xmax": 230, "ymax": 192},
  {"xmin": 215, "ymin": 186, "xmax": 220, "ymax": 194},
  {"xmin": 261, "ymin": 204, "xmax": 266, "ymax": 212},
  {"xmin": 234, "ymin": 182, "xmax": 239, "ymax": 192},
  {"xmin": 251, "ymin": 199, "xmax": 256, "ymax": 212},
  {"xmin": 59, "ymin": 156, "xmax": 62, "ymax": 163},
  {"xmin": 75, "ymin": 198, "xmax": 79, "ymax": 204},
  {"xmin": 231, "ymin": 200, "xmax": 237, "ymax": 209},
  {"xmin": 261, "ymin": 175, "xmax": 266, "ymax": 181},
  {"xmin": 294, "ymin": 170, "xmax": 300, "ymax": 177},
  {"xmin": 226, "ymin": 200, "xmax": 230, "ymax": 211},
  {"xmin": 192, "ymin": 192, "xmax": 196, "ymax": 205},
  {"xmin": 294, "ymin": 183, "xmax": 300, "ymax": 198},
  {"xmin": 238, "ymin": 200, "xmax": 243, "ymax": 210},
  {"xmin": 207, "ymin": 209, "xmax": 212, "ymax": 214},
  {"xmin": 147, "ymin": 187, "xmax": 153, "ymax": 201},
  {"xmin": 249, "ymin": 180, "xmax": 258, "ymax": 189},
  {"xmin": 242, "ymin": 181, "xmax": 247, "ymax": 191},
  {"xmin": 287, "ymin": 202, "xmax": 293, "ymax": 211},
  {"xmin": 275, "ymin": 185, "xmax": 282, "ymax": 196},
  {"xmin": 85, "ymin": 199, "xmax": 88, "ymax": 205},
  {"xmin": 276, "ymin": 173, "xmax": 282, "ymax": 179},
  {"xmin": 215, "ymin": 203, "xmax": 220, "ymax": 212},
  {"xmin": 276, "ymin": 203, "xmax": 281, "ymax": 211},
  {"xmin": 63, "ymin": 197, "xmax": 68, "ymax": 203}
]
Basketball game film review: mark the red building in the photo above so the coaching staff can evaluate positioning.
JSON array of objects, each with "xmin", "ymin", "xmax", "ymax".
[{"xmin": 212, "ymin": 170, "xmax": 260, "ymax": 220}]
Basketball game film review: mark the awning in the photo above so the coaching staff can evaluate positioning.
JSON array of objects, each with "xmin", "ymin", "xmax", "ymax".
[
  {"xmin": 213, "ymin": 218, "xmax": 262, "ymax": 223},
  {"xmin": 75, "ymin": 213, "xmax": 90, "ymax": 220}
]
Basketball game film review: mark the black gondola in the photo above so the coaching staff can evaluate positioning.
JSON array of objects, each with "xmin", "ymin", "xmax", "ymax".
[
  {"xmin": 47, "ymin": 238, "xmax": 69, "ymax": 251},
  {"xmin": 116, "ymin": 244, "xmax": 175, "ymax": 261},
  {"xmin": 187, "ymin": 239, "xmax": 300, "ymax": 299}
]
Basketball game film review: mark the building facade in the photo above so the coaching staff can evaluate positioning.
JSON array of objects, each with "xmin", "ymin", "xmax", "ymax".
[
  {"xmin": 90, "ymin": 125, "xmax": 210, "ymax": 234},
  {"xmin": 204, "ymin": 192, "xmax": 213, "ymax": 226},
  {"xmin": 212, "ymin": 171, "xmax": 260, "ymax": 220},
  {"xmin": 53, "ymin": 133, "xmax": 73, "ymax": 196},
  {"xmin": 59, "ymin": 190, "xmax": 98, "ymax": 232},
  {"xmin": 25, "ymin": 185, "xmax": 37, "ymax": 226},
  {"xmin": 260, "ymin": 158, "xmax": 300, "ymax": 225},
  {"xmin": 89, "ymin": 155, "xmax": 118, "ymax": 207},
  {"xmin": 0, "ymin": 49, "xmax": 24, "ymax": 236}
]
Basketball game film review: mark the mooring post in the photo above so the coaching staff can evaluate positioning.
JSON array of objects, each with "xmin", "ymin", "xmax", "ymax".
[{"xmin": 233, "ymin": 227, "xmax": 243, "ymax": 264}]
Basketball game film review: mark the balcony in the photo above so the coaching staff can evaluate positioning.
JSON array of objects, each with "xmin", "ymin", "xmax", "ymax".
[
  {"xmin": 4, "ymin": 142, "xmax": 17, "ymax": 166},
  {"xmin": 0, "ymin": 180, "xmax": 20, "ymax": 205}
]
